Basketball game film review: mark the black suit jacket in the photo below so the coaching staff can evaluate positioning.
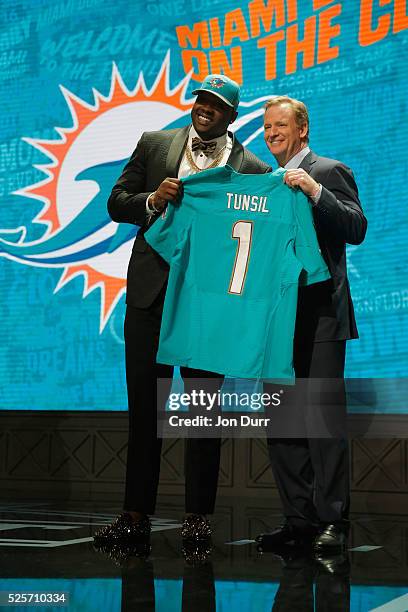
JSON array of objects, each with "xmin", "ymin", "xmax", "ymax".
[
  {"xmin": 108, "ymin": 125, "xmax": 270, "ymax": 308},
  {"xmin": 296, "ymin": 150, "xmax": 367, "ymax": 342}
]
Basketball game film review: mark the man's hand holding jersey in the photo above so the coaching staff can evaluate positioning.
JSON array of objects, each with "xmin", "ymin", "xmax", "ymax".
[
  {"xmin": 284, "ymin": 168, "xmax": 321, "ymax": 200},
  {"xmin": 148, "ymin": 178, "xmax": 183, "ymax": 213}
]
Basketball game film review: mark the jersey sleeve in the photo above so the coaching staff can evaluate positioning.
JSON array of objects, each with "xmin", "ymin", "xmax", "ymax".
[
  {"xmin": 293, "ymin": 191, "xmax": 331, "ymax": 286},
  {"xmin": 144, "ymin": 197, "xmax": 189, "ymax": 264}
]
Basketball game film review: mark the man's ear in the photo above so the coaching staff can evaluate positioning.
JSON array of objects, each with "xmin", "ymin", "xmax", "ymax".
[
  {"xmin": 230, "ymin": 110, "xmax": 238, "ymax": 124},
  {"xmin": 299, "ymin": 122, "xmax": 308, "ymax": 139}
]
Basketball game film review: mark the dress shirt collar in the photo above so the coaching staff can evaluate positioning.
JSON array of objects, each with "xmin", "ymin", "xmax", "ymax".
[{"xmin": 284, "ymin": 146, "xmax": 310, "ymax": 169}]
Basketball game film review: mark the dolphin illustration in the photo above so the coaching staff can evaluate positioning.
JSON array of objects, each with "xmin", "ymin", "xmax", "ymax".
[
  {"xmin": 0, "ymin": 97, "xmax": 269, "ymax": 268},
  {"xmin": 0, "ymin": 159, "xmax": 137, "ymax": 267}
]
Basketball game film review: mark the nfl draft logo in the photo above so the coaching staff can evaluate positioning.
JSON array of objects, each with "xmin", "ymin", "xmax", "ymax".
[{"xmin": 1, "ymin": 53, "xmax": 269, "ymax": 332}]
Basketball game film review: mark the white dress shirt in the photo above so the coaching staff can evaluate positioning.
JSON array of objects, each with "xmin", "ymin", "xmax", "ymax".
[
  {"xmin": 146, "ymin": 126, "xmax": 233, "ymax": 216},
  {"xmin": 178, "ymin": 125, "xmax": 232, "ymax": 177}
]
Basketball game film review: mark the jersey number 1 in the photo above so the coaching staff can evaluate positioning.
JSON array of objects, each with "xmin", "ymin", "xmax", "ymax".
[{"xmin": 229, "ymin": 221, "xmax": 253, "ymax": 295}]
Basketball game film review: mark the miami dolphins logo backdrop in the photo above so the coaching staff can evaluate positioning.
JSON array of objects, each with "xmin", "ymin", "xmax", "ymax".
[
  {"xmin": 0, "ymin": 0, "xmax": 407, "ymax": 410},
  {"xmin": 3, "ymin": 55, "xmax": 268, "ymax": 330}
]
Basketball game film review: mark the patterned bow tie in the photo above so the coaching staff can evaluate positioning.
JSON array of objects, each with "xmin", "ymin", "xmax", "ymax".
[{"xmin": 191, "ymin": 137, "xmax": 217, "ymax": 154}]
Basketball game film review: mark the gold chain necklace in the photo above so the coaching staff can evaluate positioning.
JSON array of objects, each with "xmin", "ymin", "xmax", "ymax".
[{"xmin": 185, "ymin": 144, "xmax": 226, "ymax": 173}]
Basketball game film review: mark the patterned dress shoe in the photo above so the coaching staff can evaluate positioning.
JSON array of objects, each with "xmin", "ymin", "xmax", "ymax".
[
  {"xmin": 93, "ymin": 513, "xmax": 151, "ymax": 546},
  {"xmin": 93, "ymin": 539, "xmax": 151, "ymax": 566},
  {"xmin": 182, "ymin": 539, "xmax": 213, "ymax": 565},
  {"xmin": 181, "ymin": 514, "xmax": 212, "ymax": 541},
  {"xmin": 313, "ymin": 524, "xmax": 348, "ymax": 554},
  {"xmin": 256, "ymin": 523, "xmax": 318, "ymax": 550}
]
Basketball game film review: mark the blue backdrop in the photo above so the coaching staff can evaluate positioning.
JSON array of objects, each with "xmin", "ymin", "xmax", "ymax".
[{"xmin": 0, "ymin": 0, "xmax": 407, "ymax": 410}]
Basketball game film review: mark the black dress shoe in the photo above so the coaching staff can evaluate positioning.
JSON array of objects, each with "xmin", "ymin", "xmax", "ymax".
[
  {"xmin": 257, "ymin": 544, "xmax": 311, "ymax": 566},
  {"xmin": 181, "ymin": 514, "xmax": 212, "ymax": 541},
  {"xmin": 314, "ymin": 551, "xmax": 350, "ymax": 576},
  {"xmin": 313, "ymin": 524, "xmax": 347, "ymax": 554},
  {"xmin": 93, "ymin": 513, "xmax": 151, "ymax": 546},
  {"xmin": 256, "ymin": 523, "xmax": 318, "ymax": 550}
]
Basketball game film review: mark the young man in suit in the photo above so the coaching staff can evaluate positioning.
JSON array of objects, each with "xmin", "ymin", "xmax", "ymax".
[
  {"xmin": 257, "ymin": 96, "xmax": 367, "ymax": 553},
  {"xmin": 94, "ymin": 75, "xmax": 270, "ymax": 547}
]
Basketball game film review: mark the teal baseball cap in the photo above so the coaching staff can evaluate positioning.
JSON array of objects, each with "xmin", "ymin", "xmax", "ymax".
[{"xmin": 192, "ymin": 74, "xmax": 240, "ymax": 109}]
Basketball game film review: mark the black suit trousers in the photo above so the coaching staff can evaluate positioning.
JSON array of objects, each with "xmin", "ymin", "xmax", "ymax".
[
  {"xmin": 265, "ymin": 338, "xmax": 349, "ymax": 529},
  {"xmin": 124, "ymin": 291, "xmax": 222, "ymax": 514}
]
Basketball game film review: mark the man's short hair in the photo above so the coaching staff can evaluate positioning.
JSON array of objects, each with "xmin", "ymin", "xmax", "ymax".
[{"xmin": 264, "ymin": 95, "xmax": 309, "ymax": 142}]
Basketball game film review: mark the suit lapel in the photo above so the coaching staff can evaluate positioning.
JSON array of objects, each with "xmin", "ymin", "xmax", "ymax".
[
  {"xmin": 166, "ymin": 125, "xmax": 190, "ymax": 176},
  {"xmin": 299, "ymin": 150, "xmax": 318, "ymax": 175},
  {"xmin": 299, "ymin": 151, "xmax": 320, "ymax": 226},
  {"xmin": 226, "ymin": 134, "xmax": 244, "ymax": 171}
]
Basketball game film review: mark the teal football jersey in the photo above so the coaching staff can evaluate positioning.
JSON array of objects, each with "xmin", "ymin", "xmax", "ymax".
[{"xmin": 145, "ymin": 166, "xmax": 330, "ymax": 379}]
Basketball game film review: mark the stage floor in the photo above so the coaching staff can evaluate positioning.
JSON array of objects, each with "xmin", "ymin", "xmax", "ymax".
[{"xmin": 0, "ymin": 498, "xmax": 407, "ymax": 611}]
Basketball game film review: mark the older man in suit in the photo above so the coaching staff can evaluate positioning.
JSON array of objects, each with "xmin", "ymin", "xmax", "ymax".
[
  {"xmin": 94, "ymin": 74, "xmax": 270, "ymax": 547},
  {"xmin": 257, "ymin": 96, "xmax": 367, "ymax": 553}
]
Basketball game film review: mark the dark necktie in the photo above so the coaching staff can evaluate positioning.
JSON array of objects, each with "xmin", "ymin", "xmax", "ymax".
[{"xmin": 191, "ymin": 137, "xmax": 217, "ymax": 154}]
